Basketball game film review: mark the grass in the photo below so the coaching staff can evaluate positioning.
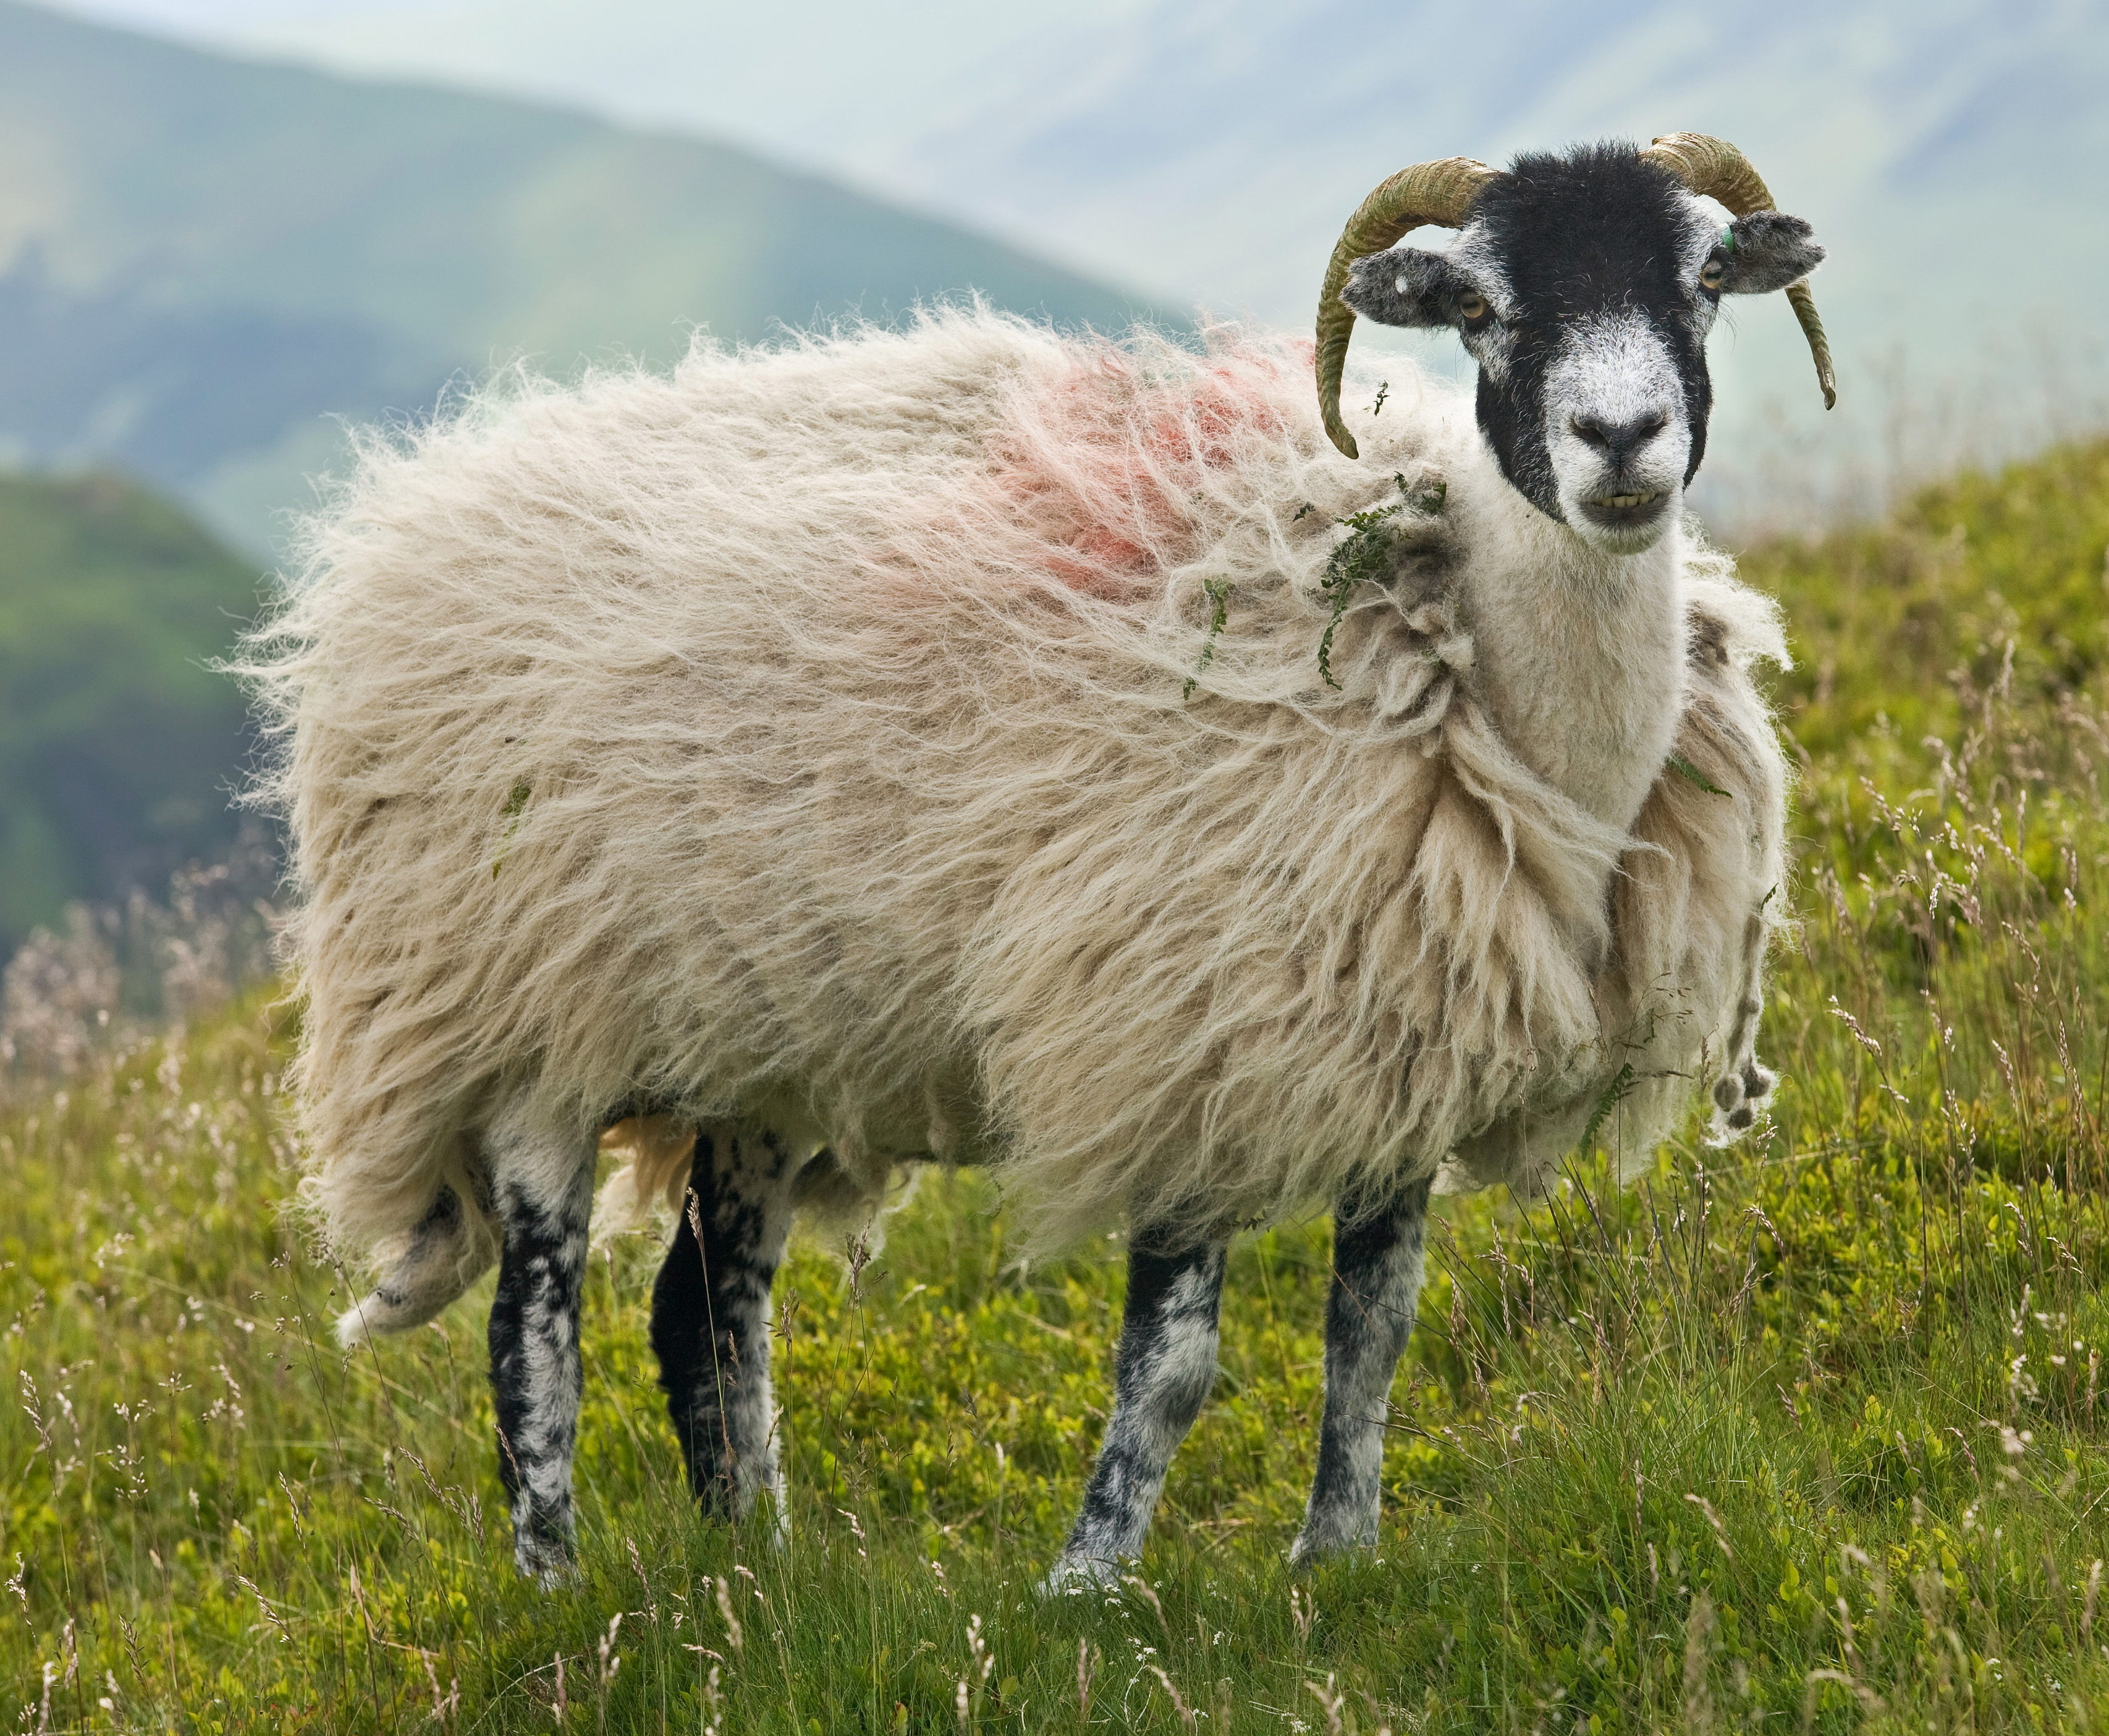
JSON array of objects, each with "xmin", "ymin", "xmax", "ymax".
[{"xmin": 5, "ymin": 440, "xmax": 2109, "ymax": 1730}]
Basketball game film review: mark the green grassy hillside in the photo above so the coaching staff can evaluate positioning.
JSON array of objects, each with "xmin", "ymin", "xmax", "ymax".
[
  {"xmin": 0, "ymin": 0, "xmax": 1151, "ymax": 550},
  {"xmin": 2, "ymin": 442, "xmax": 2107, "ymax": 1730},
  {"xmin": 1746, "ymin": 440, "xmax": 2109, "ymax": 764},
  {"xmin": 0, "ymin": 471, "xmax": 262, "ymax": 952}
]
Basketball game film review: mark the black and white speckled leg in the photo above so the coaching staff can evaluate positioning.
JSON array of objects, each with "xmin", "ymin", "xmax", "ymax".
[
  {"xmin": 486, "ymin": 1102, "xmax": 599, "ymax": 1585},
  {"xmin": 1290, "ymin": 1179, "xmax": 1432, "ymax": 1565},
  {"xmin": 650, "ymin": 1122, "xmax": 800, "ymax": 1532},
  {"xmin": 1046, "ymin": 1232, "xmax": 1227, "ymax": 1589}
]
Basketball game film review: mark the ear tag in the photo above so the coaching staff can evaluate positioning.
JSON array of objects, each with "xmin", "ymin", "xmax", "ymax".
[{"xmin": 1720, "ymin": 224, "xmax": 1736, "ymax": 253}]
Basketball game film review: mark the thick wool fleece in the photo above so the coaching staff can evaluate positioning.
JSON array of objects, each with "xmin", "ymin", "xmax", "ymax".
[{"xmin": 243, "ymin": 308, "xmax": 1788, "ymax": 1276}]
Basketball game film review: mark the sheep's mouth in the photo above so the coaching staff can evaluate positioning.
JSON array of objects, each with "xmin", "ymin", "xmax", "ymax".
[{"xmin": 1579, "ymin": 489, "xmax": 1670, "ymax": 530}]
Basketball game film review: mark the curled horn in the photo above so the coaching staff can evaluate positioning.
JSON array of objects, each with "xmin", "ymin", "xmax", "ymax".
[
  {"xmin": 1315, "ymin": 157, "xmax": 1495, "ymax": 459},
  {"xmin": 1642, "ymin": 132, "xmax": 1836, "ymax": 410}
]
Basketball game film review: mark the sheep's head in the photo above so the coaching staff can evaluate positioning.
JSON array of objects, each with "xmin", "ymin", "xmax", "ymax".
[{"xmin": 1317, "ymin": 135, "xmax": 1832, "ymax": 554}]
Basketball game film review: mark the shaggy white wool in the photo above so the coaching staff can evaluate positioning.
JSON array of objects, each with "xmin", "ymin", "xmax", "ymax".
[{"xmin": 242, "ymin": 307, "xmax": 1788, "ymax": 1273}]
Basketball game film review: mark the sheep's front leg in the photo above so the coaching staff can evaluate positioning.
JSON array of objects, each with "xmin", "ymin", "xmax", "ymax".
[
  {"xmin": 650, "ymin": 1124, "xmax": 800, "ymax": 1529},
  {"xmin": 486, "ymin": 1107, "xmax": 599, "ymax": 1584},
  {"xmin": 1290, "ymin": 1178, "xmax": 1432, "ymax": 1564},
  {"xmin": 1047, "ymin": 1233, "xmax": 1227, "ymax": 1589}
]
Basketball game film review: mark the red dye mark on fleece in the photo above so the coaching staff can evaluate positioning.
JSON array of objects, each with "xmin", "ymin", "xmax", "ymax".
[{"xmin": 984, "ymin": 337, "xmax": 1309, "ymax": 598}]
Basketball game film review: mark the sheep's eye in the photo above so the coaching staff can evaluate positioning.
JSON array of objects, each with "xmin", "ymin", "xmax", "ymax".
[
  {"xmin": 1458, "ymin": 293, "xmax": 1488, "ymax": 323},
  {"xmin": 1699, "ymin": 258, "xmax": 1727, "ymax": 292}
]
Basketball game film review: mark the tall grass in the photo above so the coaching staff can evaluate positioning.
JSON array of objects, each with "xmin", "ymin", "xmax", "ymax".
[
  {"xmin": 2, "ymin": 442, "xmax": 2107, "ymax": 1731},
  {"xmin": 0, "ymin": 830, "xmax": 279, "ymax": 1083}
]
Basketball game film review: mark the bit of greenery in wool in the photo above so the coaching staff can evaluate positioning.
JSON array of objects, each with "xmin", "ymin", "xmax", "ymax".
[
  {"xmin": 490, "ymin": 777, "xmax": 532, "ymax": 879},
  {"xmin": 1316, "ymin": 475, "xmax": 1447, "ymax": 690},
  {"xmin": 1183, "ymin": 578, "xmax": 1233, "ymax": 701},
  {"xmin": 1666, "ymin": 752, "xmax": 1731, "ymax": 798}
]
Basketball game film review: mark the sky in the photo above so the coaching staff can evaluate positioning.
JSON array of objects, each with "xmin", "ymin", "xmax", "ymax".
[{"xmin": 30, "ymin": 0, "xmax": 1159, "ymax": 190}]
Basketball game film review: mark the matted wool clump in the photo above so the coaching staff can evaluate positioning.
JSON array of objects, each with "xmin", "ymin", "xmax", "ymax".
[{"xmin": 242, "ymin": 307, "xmax": 1787, "ymax": 1269}]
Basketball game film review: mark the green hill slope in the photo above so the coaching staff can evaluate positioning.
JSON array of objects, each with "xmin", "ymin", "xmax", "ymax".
[
  {"xmin": 1748, "ymin": 439, "xmax": 2109, "ymax": 766},
  {"xmin": 0, "ymin": 0, "xmax": 1149, "ymax": 550},
  {"xmin": 0, "ymin": 471, "xmax": 261, "ymax": 950},
  {"xmin": 2, "ymin": 440, "xmax": 2107, "ymax": 1727}
]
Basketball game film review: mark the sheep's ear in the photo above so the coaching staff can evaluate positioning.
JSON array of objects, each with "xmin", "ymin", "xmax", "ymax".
[
  {"xmin": 1340, "ymin": 247, "xmax": 1476, "ymax": 328},
  {"xmin": 1717, "ymin": 211, "xmax": 1825, "ymax": 295}
]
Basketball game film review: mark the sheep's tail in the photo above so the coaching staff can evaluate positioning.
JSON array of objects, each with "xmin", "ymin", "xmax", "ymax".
[
  {"xmin": 1705, "ymin": 907, "xmax": 1778, "ymax": 1140},
  {"xmin": 334, "ymin": 1182, "xmax": 499, "ymax": 1348}
]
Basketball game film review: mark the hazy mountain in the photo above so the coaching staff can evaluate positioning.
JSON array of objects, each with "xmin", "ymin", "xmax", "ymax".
[
  {"xmin": 0, "ymin": 0, "xmax": 1151, "ymax": 554},
  {"xmin": 0, "ymin": 472, "xmax": 262, "ymax": 951},
  {"xmin": 866, "ymin": 0, "xmax": 2109, "ymax": 525},
  {"xmin": 17, "ymin": 0, "xmax": 2097, "ymax": 534}
]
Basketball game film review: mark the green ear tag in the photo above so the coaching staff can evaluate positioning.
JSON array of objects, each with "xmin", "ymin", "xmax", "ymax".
[{"xmin": 1721, "ymin": 224, "xmax": 1736, "ymax": 253}]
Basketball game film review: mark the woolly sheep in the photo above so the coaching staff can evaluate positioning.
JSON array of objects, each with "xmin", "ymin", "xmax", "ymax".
[{"xmin": 245, "ymin": 134, "xmax": 1828, "ymax": 1585}]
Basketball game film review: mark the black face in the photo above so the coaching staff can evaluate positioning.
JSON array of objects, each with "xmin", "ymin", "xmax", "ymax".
[
  {"xmin": 1466, "ymin": 147, "xmax": 1713, "ymax": 515},
  {"xmin": 1339, "ymin": 142, "xmax": 1825, "ymax": 551}
]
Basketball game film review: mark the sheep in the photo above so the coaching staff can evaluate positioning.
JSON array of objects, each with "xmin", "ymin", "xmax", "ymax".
[{"xmin": 243, "ymin": 133, "xmax": 1830, "ymax": 1586}]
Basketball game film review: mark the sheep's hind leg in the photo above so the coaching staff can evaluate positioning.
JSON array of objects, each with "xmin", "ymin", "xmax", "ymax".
[
  {"xmin": 486, "ymin": 1101, "xmax": 599, "ymax": 1584},
  {"xmin": 1290, "ymin": 1178, "xmax": 1432, "ymax": 1565},
  {"xmin": 1046, "ymin": 1232, "xmax": 1228, "ymax": 1590},
  {"xmin": 650, "ymin": 1122, "xmax": 801, "ymax": 1532}
]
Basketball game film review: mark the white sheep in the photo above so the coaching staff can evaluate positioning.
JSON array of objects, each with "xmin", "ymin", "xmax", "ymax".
[{"xmin": 244, "ymin": 133, "xmax": 1827, "ymax": 1584}]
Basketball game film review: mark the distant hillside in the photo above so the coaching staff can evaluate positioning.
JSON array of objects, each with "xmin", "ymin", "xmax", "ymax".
[
  {"xmin": 0, "ymin": 472, "xmax": 259, "ymax": 950},
  {"xmin": 0, "ymin": 0, "xmax": 1148, "ymax": 553},
  {"xmin": 1747, "ymin": 436, "xmax": 2109, "ymax": 762}
]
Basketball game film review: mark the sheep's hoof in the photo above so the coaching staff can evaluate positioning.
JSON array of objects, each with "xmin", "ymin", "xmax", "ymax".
[
  {"xmin": 1288, "ymin": 1519, "xmax": 1377, "ymax": 1570},
  {"xmin": 514, "ymin": 1538, "xmax": 580, "ymax": 1589},
  {"xmin": 1711, "ymin": 1073, "xmax": 1744, "ymax": 1115},
  {"xmin": 512, "ymin": 1508, "xmax": 579, "ymax": 1587},
  {"xmin": 1742, "ymin": 1062, "xmax": 1775, "ymax": 1101},
  {"xmin": 1039, "ymin": 1552, "xmax": 1120, "ymax": 1596}
]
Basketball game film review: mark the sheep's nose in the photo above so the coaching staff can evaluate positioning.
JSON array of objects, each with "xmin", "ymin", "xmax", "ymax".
[{"xmin": 1571, "ymin": 410, "xmax": 1669, "ymax": 466}]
